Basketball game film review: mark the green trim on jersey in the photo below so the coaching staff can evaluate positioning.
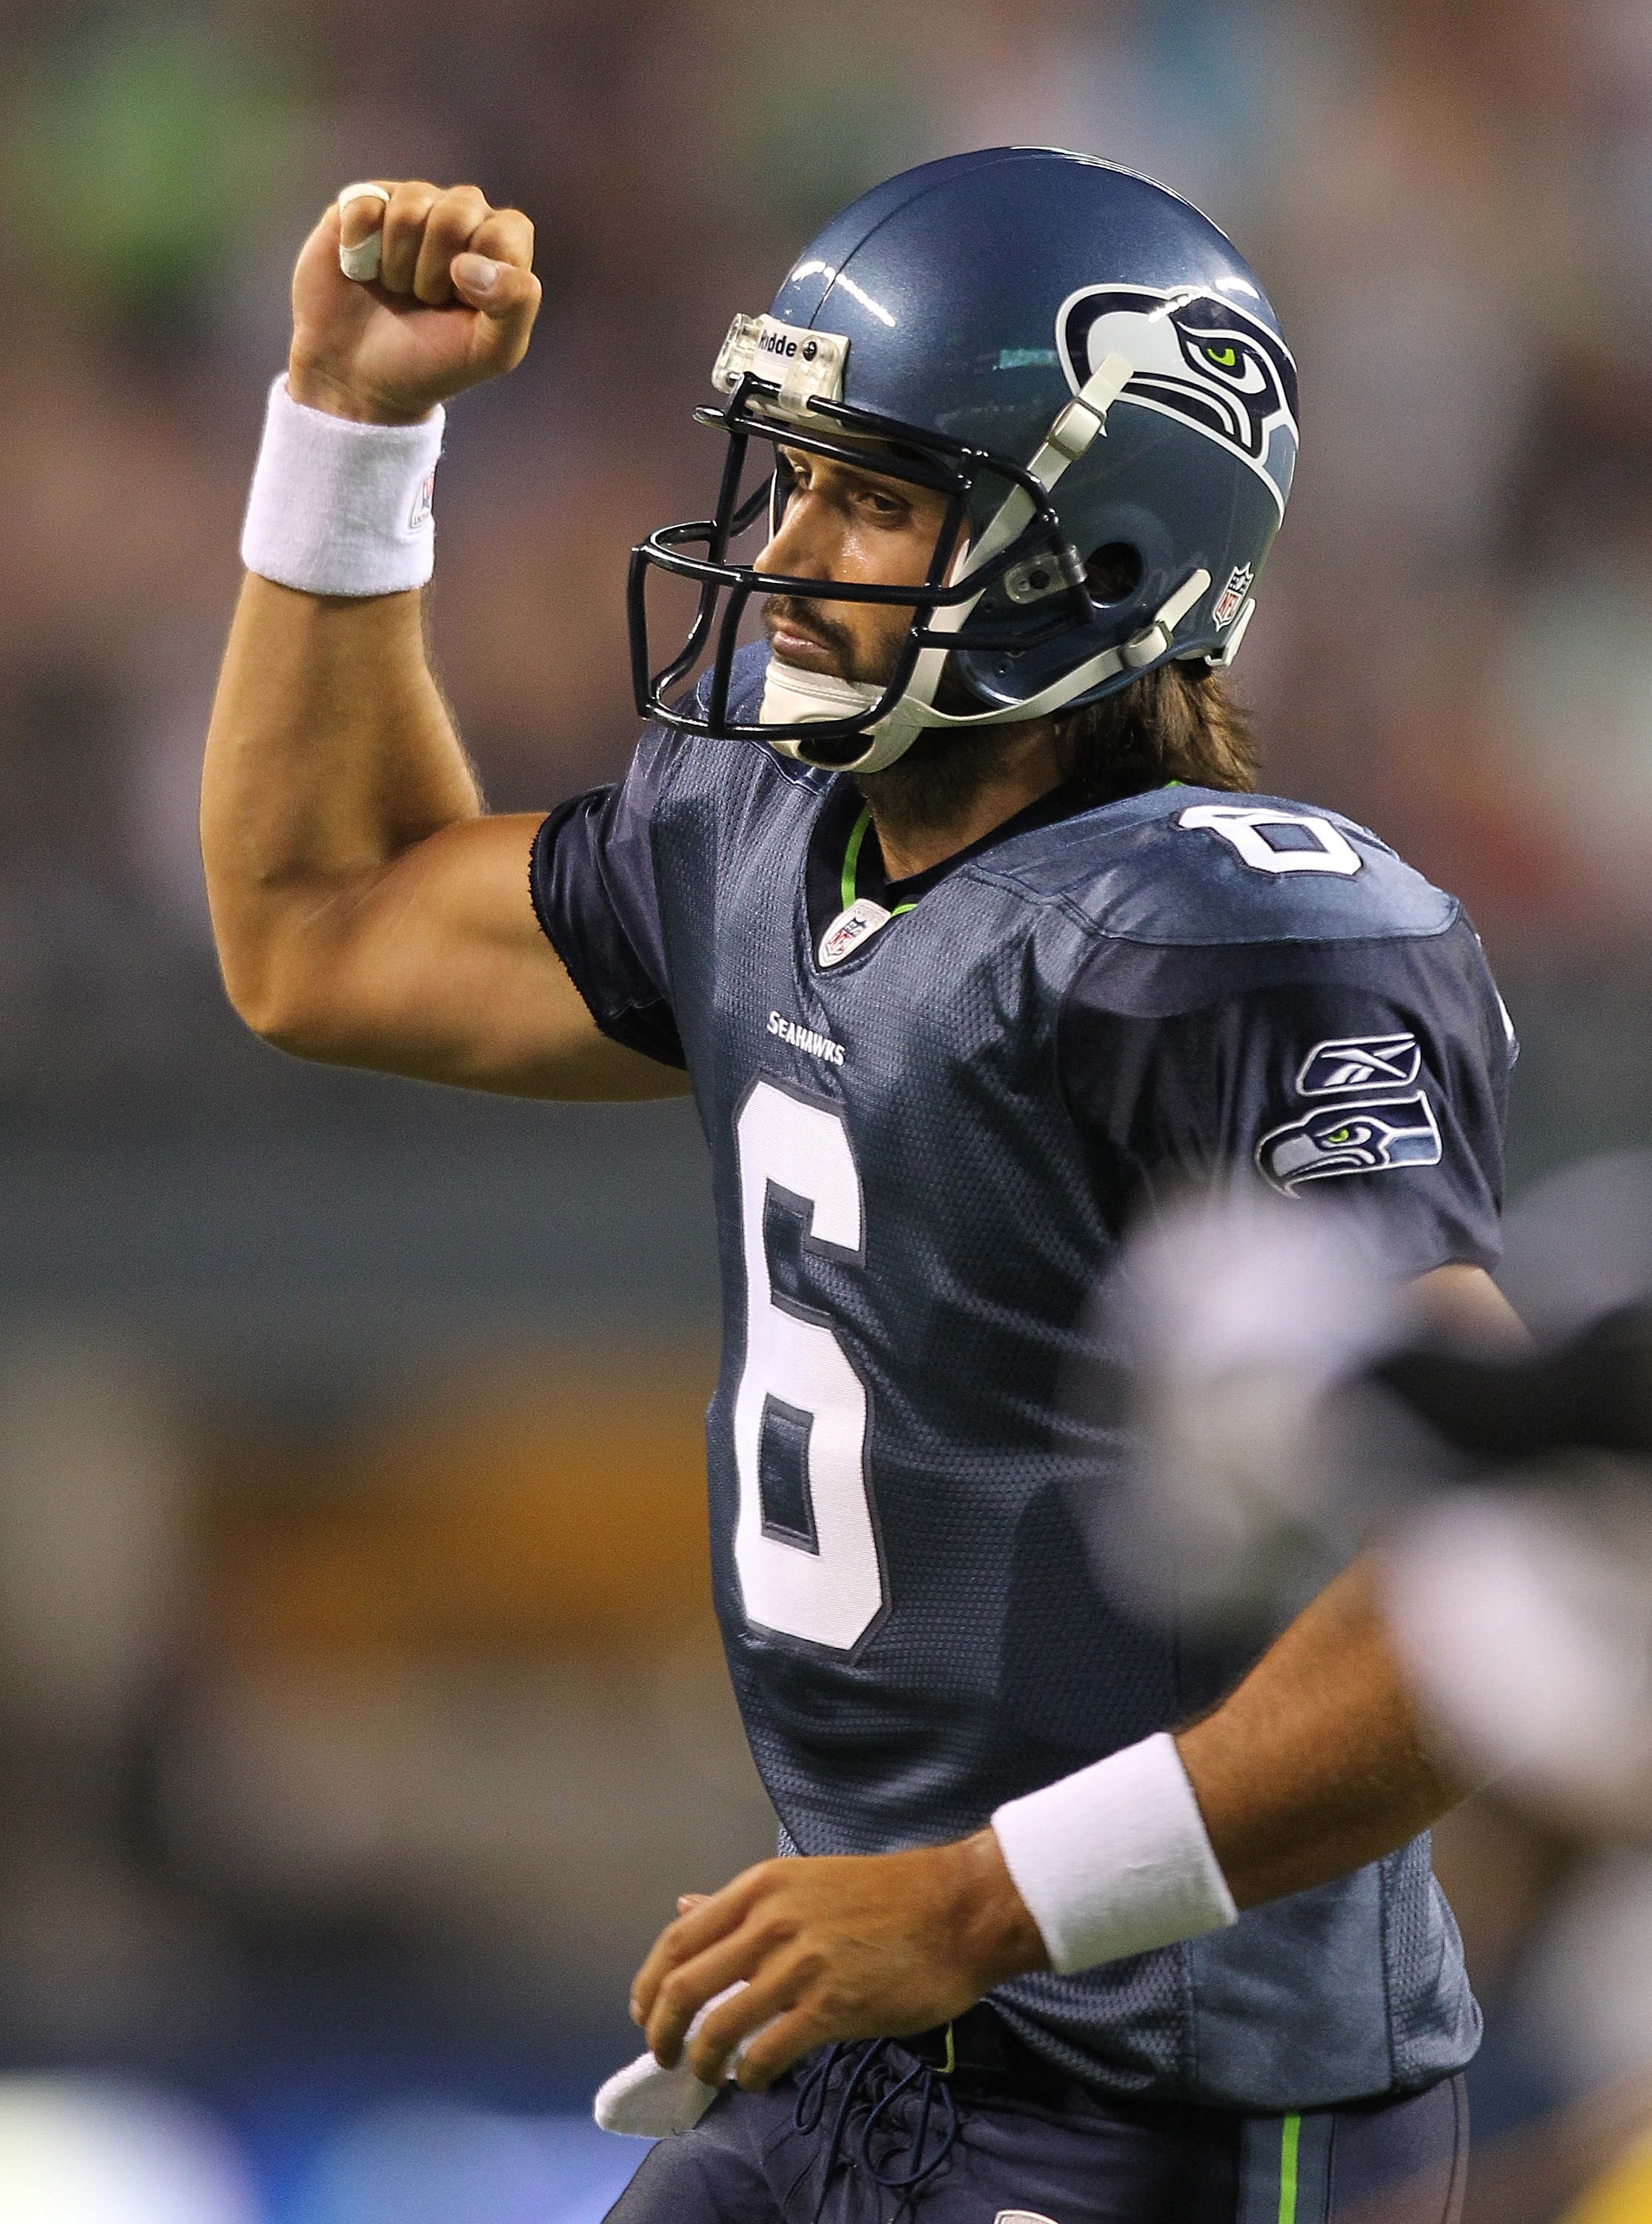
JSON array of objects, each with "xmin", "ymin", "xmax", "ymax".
[
  {"xmin": 1278, "ymin": 2113, "xmax": 1301, "ymax": 2224},
  {"xmin": 843, "ymin": 804, "xmax": 916, "ymax": 917},
  {"xmin": 842, "ymin": 807, "xmax": 874, "ymax": 912}
]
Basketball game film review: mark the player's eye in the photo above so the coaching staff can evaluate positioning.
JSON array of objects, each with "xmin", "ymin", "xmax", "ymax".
[{"xmin": 856, "ymin": 485, "xmax": 909, "ymax": 521}]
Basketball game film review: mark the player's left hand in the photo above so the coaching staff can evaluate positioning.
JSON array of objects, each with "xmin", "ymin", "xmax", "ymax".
[{"xmin": 628, "ymin": 1829, "xmax": 1049, "ymax": 2090}]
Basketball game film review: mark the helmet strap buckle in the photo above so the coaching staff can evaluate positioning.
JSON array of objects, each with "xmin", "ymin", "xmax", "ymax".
[
  {"xmin": 1121, "ymin": 566, "xmax": 1213, "ymax": 670},
  {"xmin": 1036, "ymin": 352, "xmax": 1134, "ymax": 471}
]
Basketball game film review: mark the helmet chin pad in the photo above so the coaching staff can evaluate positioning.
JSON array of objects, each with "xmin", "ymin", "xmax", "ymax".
[{"xmin": 757, "ymin": 656, "xmax": 926, "ymax": 774}]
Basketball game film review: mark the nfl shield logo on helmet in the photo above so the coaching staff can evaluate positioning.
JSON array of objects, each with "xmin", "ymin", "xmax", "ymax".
[{"xmin": 1214, "ymin": 563, "xmax": 1253, "ymax": 629}]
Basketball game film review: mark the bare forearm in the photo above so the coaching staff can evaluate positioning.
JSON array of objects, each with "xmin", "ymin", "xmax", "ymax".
[
  {"xmin": 203, "ymin": 577, "xmax": 479, "ymax": 994},
  {"xmin": 1175, "ymin": 1555, "xmax": 1475, "ymax": 1908},
  {"xmin": 626, "ymin": 1560, "xmax": 1480, "ymax": 2086},
  {"xmin": 210, "ymin": 576, "xmax": 479, "ymax": 861}
]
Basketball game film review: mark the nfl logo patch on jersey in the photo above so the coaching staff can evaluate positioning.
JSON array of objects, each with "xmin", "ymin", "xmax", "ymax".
[
  {"xmin": 1213, "ymin": 562, "xmax": 1253, "ymax": 629},
  {"xmin": 819, "ymin": 897, "xmax": 892, "ymax": 968}
]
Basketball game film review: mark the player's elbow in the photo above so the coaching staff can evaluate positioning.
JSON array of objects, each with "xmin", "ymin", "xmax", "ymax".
[
  {"xmin": 213, "ymin": 939, "xmax": 342, "ymax": 1062},
  {"xmin": 220, "ymin": 974, "xmax": 326, "ymax": 1059},
  {"xmin": 204, "ymin": 880, "xmax": 352, "ymax": 1058}
]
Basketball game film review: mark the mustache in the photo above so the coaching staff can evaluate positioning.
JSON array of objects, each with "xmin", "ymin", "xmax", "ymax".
[{"xmin": 760, "ymin": 596, "xmax": 857, "ymax": 661}]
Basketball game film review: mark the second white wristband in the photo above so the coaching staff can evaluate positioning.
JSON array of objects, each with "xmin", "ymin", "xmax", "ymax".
[
  {"xmin": 240, "ymin": 374, "xmax": 445, "ymax": 598},
  {"xmin": 991, "ymin": 1731, "xmax": 1238, "ymax": 1976}
]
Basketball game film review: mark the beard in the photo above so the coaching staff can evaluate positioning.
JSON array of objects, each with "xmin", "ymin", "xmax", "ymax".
[
  {"xmin": 762, "ymin": 593, "xmax": 1012, "ymax": 847},
  {"xmin": 852, "ymin": 724, "xmax": 1013, "ymax": 847}
]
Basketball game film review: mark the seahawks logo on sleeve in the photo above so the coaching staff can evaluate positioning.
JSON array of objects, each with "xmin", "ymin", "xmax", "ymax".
[
  {"xmin": 1258, "ymin": 1031, "xmax": 1439, "ymax": 1195},
  {"xmin": 1256, "ymin": 1094, "xmax": 1442, "ymax": 1195}
]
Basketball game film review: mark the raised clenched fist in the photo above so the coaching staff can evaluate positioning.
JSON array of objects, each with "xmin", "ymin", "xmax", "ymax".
[{"xmin": 288, "ymin": 180, "xmax": 541, "ymax": 426}]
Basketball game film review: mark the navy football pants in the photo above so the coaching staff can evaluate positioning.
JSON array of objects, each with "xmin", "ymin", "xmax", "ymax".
[{"xmin": 603, "ymin": 2038, "xmax": 1467, "ymax": 2224}]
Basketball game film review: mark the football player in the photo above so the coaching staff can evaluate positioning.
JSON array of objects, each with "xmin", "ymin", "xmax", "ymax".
[{"xmin": 204, "ymin": 151, "xmax": 1523, "ymax": 2223}]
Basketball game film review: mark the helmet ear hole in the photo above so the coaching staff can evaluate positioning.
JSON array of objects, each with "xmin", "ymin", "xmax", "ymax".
[{"xmin": 1085, "ymin": 542, "xmax": 1144, "ymax": 603}]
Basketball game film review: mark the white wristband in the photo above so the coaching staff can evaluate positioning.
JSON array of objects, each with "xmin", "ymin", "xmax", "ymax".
[
  {"xmin": 239, "ymin": 374, "xmax": 445, "ymax": 598},
  {"xmin": 991, "ymin": 1731, "xmax": 1238, "ymax": 1976}
]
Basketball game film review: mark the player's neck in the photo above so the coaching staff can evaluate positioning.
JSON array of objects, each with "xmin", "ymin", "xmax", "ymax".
[{"xmin": 857, "ymin": 718, "xmax": 1064, "ymax": 881}]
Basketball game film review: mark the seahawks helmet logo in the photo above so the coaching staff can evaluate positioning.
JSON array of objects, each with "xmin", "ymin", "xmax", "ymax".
[
  {"xmin": 1057, "ymin": 284, "xmax": 1299, "ymax": 514},
  {"xmin": 1256, "ymin": 1093, "xmax": 1442, "ymax": 1196}
]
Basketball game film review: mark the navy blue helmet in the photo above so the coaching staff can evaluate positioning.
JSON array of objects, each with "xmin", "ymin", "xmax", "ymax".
[{"xmin": 628, "ymin": 146, "xmax": 1298, "ymax": 772}]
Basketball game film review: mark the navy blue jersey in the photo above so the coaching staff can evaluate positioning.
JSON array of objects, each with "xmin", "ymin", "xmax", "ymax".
[{"xmin": 530, "ymin": 644, "xmax": 1507, "ymax": 2112}]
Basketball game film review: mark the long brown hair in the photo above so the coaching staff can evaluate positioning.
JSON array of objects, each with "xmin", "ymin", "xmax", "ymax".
[
  {"xmin": 855, "ymin": 660, "xmax": 1259, "ymax": 847},
  {"xmin": 1052, "ymin": 661, "xmax": 1258, "ymax": 807}
]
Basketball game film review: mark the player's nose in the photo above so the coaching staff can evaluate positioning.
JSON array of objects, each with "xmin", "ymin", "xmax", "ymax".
[{"xmin": 754, "ymin": 485, "xmax": 837, "ymax": 580}]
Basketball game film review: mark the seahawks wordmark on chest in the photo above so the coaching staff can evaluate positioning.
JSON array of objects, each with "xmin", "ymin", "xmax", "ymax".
[{"xmin": 767, "ymin": 1010, "xmax": 846, "ymax": 1068}]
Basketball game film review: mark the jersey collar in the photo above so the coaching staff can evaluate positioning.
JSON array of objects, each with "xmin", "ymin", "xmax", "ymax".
[{"xmin": 805, "ymin": 777, "xmax": 1087, "ymax": 970}]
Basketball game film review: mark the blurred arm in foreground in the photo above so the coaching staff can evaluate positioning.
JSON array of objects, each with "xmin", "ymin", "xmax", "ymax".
[{"xmin": 1181, "ymin": 1259, "xmax": 1533, "ymax": 1907}]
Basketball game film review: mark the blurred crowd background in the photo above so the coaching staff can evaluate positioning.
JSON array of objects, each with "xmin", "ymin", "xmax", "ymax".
[{"xmin": 1, "ymin": 0, "xmax": 1651, "ymax": 2216}]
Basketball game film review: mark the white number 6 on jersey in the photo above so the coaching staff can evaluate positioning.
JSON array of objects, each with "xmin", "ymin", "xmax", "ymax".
[{"xmin": 732, "ymin": 1076, "xmax": 886, "ymax": 1653}]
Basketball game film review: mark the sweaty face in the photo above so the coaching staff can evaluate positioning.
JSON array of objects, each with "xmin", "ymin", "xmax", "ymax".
[{"xmin": 758, "ymin": 446, "xmax": 957, "ymax": 686}]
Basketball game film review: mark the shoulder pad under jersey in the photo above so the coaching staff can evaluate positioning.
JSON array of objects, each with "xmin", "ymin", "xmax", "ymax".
[{"xmin": 970, "ymin": 784, "xmax": 1457, "ymax": 947}]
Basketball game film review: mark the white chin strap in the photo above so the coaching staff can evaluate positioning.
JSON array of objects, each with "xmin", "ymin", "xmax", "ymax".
[{"xmin": 756, "ymin": 350, "xmax": 1214, "ymax": 775}]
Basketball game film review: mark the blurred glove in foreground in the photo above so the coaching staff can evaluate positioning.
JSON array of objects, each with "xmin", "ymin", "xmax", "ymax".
[{"xmin": 1073, "ymin": 1159, "xmax": 1652, "ymax": 1833}]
